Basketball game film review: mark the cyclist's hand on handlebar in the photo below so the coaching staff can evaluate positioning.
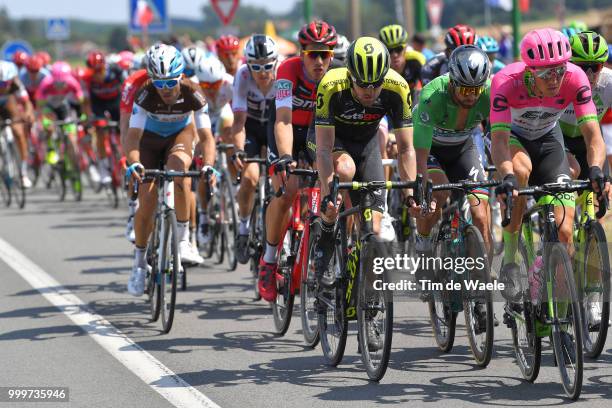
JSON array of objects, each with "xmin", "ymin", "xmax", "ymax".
[
  {"xmin": 201, "ymin": 165, "xmax": 220, "ymax": 187},
  {"xmin": 274, "ymin": 154, "xmax": 296, "ymax": 180},
  {"xmin": 126, "ymin": 162, "xmax": 144, "ymax": 183},
  {"xmin": 495, "ymin": 174, "xmax": 518, "ymax": 210},
  {"xmin": 231, "ymin": 150, "xmax": 246, "ymax": 170},
  {"xmin": 321, "ymin": 192, "xmax": 342, "ymax": 223}
]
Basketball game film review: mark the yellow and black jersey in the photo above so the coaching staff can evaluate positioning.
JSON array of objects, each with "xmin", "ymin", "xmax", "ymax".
[{"xmin": 315, "ymin": 67, "xmax": 412, "ymax": 141}]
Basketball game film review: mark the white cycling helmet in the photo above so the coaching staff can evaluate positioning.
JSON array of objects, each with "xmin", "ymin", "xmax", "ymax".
[
  {"xmin": 195, "ymin": 56, "xmax": 226, "ymax": 83},
  {"xmin": 244, "ymin": 34, "xmax": 278, "ymax": 62},
  {"xmin": 0, "ymin": 61, "xmax": 19, "ymax": 82},
  {"xmin": 181, "ymin": 46, "xmax": 207, "ymax": 74},
  {"xmin": 334, "ymin": 34, "xmax": 350, "ymax": 61},
  {"xmin": 146, "ymin": 43, "xmax": 184, "ymax": 79}
]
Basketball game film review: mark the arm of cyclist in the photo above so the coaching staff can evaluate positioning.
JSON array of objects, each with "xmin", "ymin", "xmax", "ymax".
[
  {"xmin": 194, "ymin": 106, "xmax": 216, "ymax": 172},
  {"xmin": 580, "ymin": 120, "xmax": 611, "ymax": 199},
  {"xmin": 412, "ymin": 97, "xmax": 438, "ymax": 216},
  {"xmin": 125, "ymin": 104, "xmax": 146, "ymax": 182},
  {"xmin": 315, "ymin": 125, "xmax": 341, "ymax": 222},
  {"xmin": 274, "ymin": 107, "xmax": 294, "ymax": 163},
  {"xmin": 229, "ymin": 111, "xmax": 247, "ymax": 169}
]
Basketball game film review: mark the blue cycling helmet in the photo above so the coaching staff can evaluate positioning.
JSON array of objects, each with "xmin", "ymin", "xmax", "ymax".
[
  {"xmin": 476, "ymin": 35, "xmax": 499, "ymax": 53},
  {"xmin": 561, "ymin": 26, "xmax": 580, "ymax": 38},
  {"xmin": 146, "ymin": 43, "xmax": 184, "ymax": 79},
  {"xmin": 609, "ymin": 45, "xmax": 612, "ymax": 63}
]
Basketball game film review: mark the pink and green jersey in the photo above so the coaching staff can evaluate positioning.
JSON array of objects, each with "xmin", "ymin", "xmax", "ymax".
[{"xmin": 490, "ymin": 62, "xmax": 597, "ymax": 140}]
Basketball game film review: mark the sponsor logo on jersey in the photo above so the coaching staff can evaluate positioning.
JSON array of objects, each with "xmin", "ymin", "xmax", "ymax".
[
  {"xmin": 338, "ymin": 112, "xmax": 384, "ymax": 121},
  {"xmin": 292, "ymin": 96, "xmax": 315, "ymax": 110},
  {"xmin": 520, "ymin": 110, "xmax": 558, "ymax": 120}
]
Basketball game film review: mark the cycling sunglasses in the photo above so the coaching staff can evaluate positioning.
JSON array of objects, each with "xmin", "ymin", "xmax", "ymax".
[
  {"xmin": 183, "ymin": 68, "xmax": 195, "ymax": 78},
  {"xmin": 576, "ymin": 62, "xmax": 603, "ymax": 75},
  {"xmin": 152, "ymin": 78, "xmax": 180, "ymax": 89},
  {"xmin": 531, "ymin": 64, "xmax": 567, "ymax": 80},
  {"xmin": 249, "ymin": 62, "xmax": 275, "ymax": 72},
  {"xmin": 388, "ymin": 46, "xmax": 405, "ymax": 55},
  {"xmin": 302, "ymin": 50, "xmax": 334, "ymax": 60},
  {"xmin": 350, "ymin": 74, "xmax": 384, "ymax": 89},
  {"xmin": 199, "ymin": 80, "xmax": 223, "ymax": 90}
]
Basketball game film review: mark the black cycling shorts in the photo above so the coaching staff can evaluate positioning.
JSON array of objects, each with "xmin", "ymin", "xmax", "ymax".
[
  {"xmin": 564, "ymin": 135, "xmax": 588, "ymax": 180},
  {"xmin": 266, "ymin": 107, "xmax": 310, "ymax": 164},
  {"xmin": 244, "ymin": 117, "xmax": 268, "ymax": 158}
]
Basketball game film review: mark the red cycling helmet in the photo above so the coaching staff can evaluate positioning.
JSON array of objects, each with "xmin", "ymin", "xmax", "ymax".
[
  {"xmin": 298, "ymin": 20, "xmax": 337, "ymax": 48},
  {"xmin": 445, "ymin": 24, "xmax": 476, "ymax": 50},
  {"xmin": 13, "ymin": 50, "xmax": 29, "ymax": 67},
  {"xmin": 86, "ymin": 51, "xmax": 106, "ymax": 70},
  {"xmin": 35, "ymin": 51, "xmax": 52, "ymax": 66},
  {"xmin": 216, "ymin": 35, "xmax": 240, "ymax": 53},
  {"xmin": 25, "ymin": 55, "xmax": 44, "ymax": 73}
]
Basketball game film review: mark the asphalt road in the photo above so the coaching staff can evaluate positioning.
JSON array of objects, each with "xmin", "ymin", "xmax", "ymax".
[{"xmin": 1, "ymin": 188, "xmax": 611, "ymax": 407}]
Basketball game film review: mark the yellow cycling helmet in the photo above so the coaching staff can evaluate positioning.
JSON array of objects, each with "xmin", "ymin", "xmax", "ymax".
[
  {"xmin": 346, "ymin": 37, "xmax": 390, "ymax": 87},
  {"xmin": 379, "ymin": 24, "xmax": 408, "ymax": 49}
]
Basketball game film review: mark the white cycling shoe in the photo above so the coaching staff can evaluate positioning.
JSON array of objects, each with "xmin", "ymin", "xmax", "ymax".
[
  {"xmin": 127, "ymin": 264, "xmax": 151, "ymax": 297},
  {"xmin": 180, "ymin": 240, "xmax": 204, "ymax": 265}
]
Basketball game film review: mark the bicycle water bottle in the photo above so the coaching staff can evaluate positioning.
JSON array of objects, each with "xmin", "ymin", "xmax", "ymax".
[{"xmin": 528, "ymin": 255, "xmax": 544, "ymax": 304}]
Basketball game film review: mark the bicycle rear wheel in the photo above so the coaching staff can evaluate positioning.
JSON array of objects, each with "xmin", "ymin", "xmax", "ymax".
[
  {"xmin": 580, "ymin": 221, "xmax": 610, "ymax": 359},
  {"xmin": 160, "ymin": 210, "xmax": 179, "ymax": 333},
  {"xmin": 249, "ymin": 200, "xmax": 263, "ymax": 300},
  {"xmin": 301, "ymin": 221, "xmax": 321, "ymax": 348},
  {"xmin": 272, "ymin": 228, "xmax": 296, "ymax": 335},
  {"xmin": 221, "ymin": 174, "xmax": 238, "ymax": 271},
  {"xmin": 462, "ymin": 225, "xmax": 494, "ymax": 367},
  {"xmin": 66, "ymin": 153, "xmax": 82, "ymax": 202},
  {"xmin": 548, "ymin": 242, "xmax": 583, "ymax": 400},
  {"xmin": 7, "ymin": 142, "xmax": 25, "ymax": 209},
  {"xmin": 357, "ymin": 235, "xmax": 393, "ymax": 382}
]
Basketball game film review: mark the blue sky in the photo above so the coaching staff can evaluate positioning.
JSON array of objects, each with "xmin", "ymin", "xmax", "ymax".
[{"xmin": 0, "ymin": 0, "xmax": 297, "ymax": 22}]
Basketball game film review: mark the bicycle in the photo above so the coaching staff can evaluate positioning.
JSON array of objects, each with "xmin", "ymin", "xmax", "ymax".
[
  {"xmin": 573, "ymin": 188, "xmax": 610, "ymax": 358},
  {"xmin": 384, "ymin": 158, "xmax": 417, "ymax": 258},
  {"xmin": 317, "ymin": 175, "xmax": 422, "ymax": 381},
  {"xmin": 134, "ymin": 168, "xmax": 201, "ymax": 334},
  {"xmin": 0, "ymin": 119, "xmax": 26, "ymax": 209},
  {"xmin": 202, "ymin": 143, "xmax": 238, "ymax": 271},
  {"xmin": 94, "ymin": 118, "xmax": 125, "ymax": 208},
  {"xmin": 500, "ymin": 180, "xmax": 603, "ymax": 400},
  {"xmin": 49, "ymin": 119, "xmax": 82, "ymax": 202},
  {"xmin": 423, "ymin": 178, "xmax": 499, "ymax": 367}
]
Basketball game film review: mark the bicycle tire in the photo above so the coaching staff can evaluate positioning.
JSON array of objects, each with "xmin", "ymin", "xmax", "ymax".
[
  {"xmin": 8, "ymin": 141, "xmax": 25, "ymax": 209},
  {"xmin": 147, "ymin": 213, "xmax": 161, "ymax": 322},
  {"xmin": 66, "ymin": 152, "xmax": 82, "ymax": 202},
  {"xmin": 249, "ymin": 200, "xmax": 263, "ymax": 300},
  {"xmin": 160, "ymin": 210, "xmax": 179, "ymax": 333},
  {"xmin": 357, "ymin": 235, "xmax": 393, "ymax": 381},
  {"xmin": 462, "ymin": 225, "xmax": 494, "ymax": 367},
  {"xmin": 300, "ymin": 221, "xmax": 321, "ymax": 348},
  {"xmin": 272, "ymin": 227, "xmax": 297, "ymax": 335},
  {"xmin": 580, "ymin": 220, "xmax": 610, "ymax": 359},
  {"xmin": 0, "ymin": 141, "xmax": 10, "ymax": 207},
  {"xmin": 548, "ymin": 242, "xmax": 583, "ymax": 400},
  {"xmin": 222, "ymin": 173, "xmax": 238, "ymax": 271}
]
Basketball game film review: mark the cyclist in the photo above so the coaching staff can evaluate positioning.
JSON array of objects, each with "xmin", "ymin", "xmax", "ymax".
[
  {"xmin": 124, "ymin": 44, "xmax": 215, "ymax": 296},
  {"xmin": 413, "ymin": 45, "xmax": 492, "ymax": 314},
  {"xmin": 0, "ymin": 60, "xmax": 35, "ymax": 188},
  {"xmin": 82, "ymin": 50, "xmax": 128, "ymax": 185},
  {"xmin": 216, "ymin": 35, "xmax": 242, "ymax": 77},
  {"xmin": 561, "ymin": 26, "xmax": 581, "ymax": 39},
  {"xmin": 378, "ymin": 24, "xmax": 426, "ymax": 96},
  {"xmin": 568, "ymin": 20, "xmax": 588, "ymax": 32},
  {"xmin": 12, "ymin": 50, "xmax": 29, "ymax": 70},
  {"xmin": 476, "ymin": 35, "xmax": 505, "ymax": 76},
  {"xmin": 330, "ymin": 34, "xmax": 350, "ymax": 68},
  {"xmin": 20, "ymin": 55, "xmax": 50, "ymax": 103},
  {"xmin": 490, "ymin": 28, "xmax": 610, "ymax": 301},
  {"xmin": 182, "ymin": 45, "xmax": 208, "ymax": 82},
  {"xmin": 35, "ymin": 51, "xmax": 52, "ymax": 69},
  {"xmin": 194, "ymin": 55, "xmax": 234, "ymax": 245},
  {"xmin": 258, "ymin": 20, "xmax": 337, "ymax": 301},
  {"xmin": 231, "ymin": 34, "xmax": 279, "ymax": 264},
  {"xmin": 421, "ymin": 24, "xmax": 476, "ymax": 85}
]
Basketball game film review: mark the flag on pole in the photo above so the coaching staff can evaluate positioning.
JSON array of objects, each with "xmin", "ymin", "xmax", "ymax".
[
  {"xmin": 487, "ymin": 0, "xmax": 512, "ymax": 12},
  {"xmin": 134, "ymin": 0, "xmax": 154, "ymax": 28}
]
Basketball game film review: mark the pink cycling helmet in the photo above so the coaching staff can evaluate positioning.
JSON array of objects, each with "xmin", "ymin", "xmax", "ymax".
[
  {"xmin": 50, "ymin": 61, "xmax": 72, "ymax": 81},
  {"xmin": 520, "ymin": 28, "xmax": 571, "ymax": 67}
]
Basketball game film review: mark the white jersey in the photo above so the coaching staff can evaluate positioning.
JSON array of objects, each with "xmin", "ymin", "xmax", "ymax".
[
  {"xmin": 204, "ymin": 72, "xmax": 234, "ymax": 121},
  {"xmin": 232, "ymin": 64, "xmax": 276, "ymax": 123}
]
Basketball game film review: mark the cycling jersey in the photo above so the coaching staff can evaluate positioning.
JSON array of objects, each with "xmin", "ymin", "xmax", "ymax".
[
  {"xmin": 82, "ymin": 65, "xmax": 127, "ymax": 101},
  {"xmin": 19, "ymin": 68, "xmax": 50, "ymax": 101},
  {"xmin": 421, "ymin": 53, "xmax": 448, "ymax": 86},
  {"xmin": 399, "ymin": 49, "xmax": 426, "ymax": 88},
  {"xmin": 414, "ymin": 74, "xmax": 490, "ymax": 149},
  {"xmin": 129, "ymin": 79, "xmax": 210, "ymax": 137},
  {"xmin": 204, "ymin": 72, "xmax": 233, "ymax": 120},
  {"xmin": 35, "ymin": 75, "xmax": 83, "ymax": 108},
  {"xmin": 274, "ymin": 56, "xmax": 317, "ymax": 127},
  {"xmin": 0, "ymin": 79, "xmax": 29, "ymax": 105},
  {"xmin": 560, "ymin": 67, "xmax": 612, "ymax": 138},
  {"xmin": 120, "ymin": 69, "xmax": 148, "ymax": 114},
  {"xmin": 315, "ymin": 67, "xmax": 412, "ymax": 142},
  {"xmin": 490, "ymin": 62, "xmax": 597, "ymax": 140},
  {"xmin": 232, "ymin": 64, "xmax": 275, "ymax": 123}
]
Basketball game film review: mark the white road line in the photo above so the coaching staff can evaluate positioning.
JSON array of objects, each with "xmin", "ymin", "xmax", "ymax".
[{"xmin": 0, "ymin": 237, "xmax": 220, "ymax": 408}]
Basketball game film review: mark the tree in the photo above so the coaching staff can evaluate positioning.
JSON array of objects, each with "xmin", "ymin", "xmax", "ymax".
[
  {"xmin": 17, "ymin": 19, "xmax": 37, "ymax": 39},
  {"xmin": 108, "ymin": 27, "xmax": 129, "ymax": 51}
]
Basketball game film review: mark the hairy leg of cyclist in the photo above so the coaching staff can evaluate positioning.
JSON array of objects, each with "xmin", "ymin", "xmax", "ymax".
[
  {"xmin": 377, "ymin": 125, "xmax": 390, "ymax": 181},
  {"xmin": 96, "ymin": 126, "xmax": 112, "ymax": 184},
  {"xmin": 6, "ymin": 97, "xmax": 31, "ymax": 187},
  {"xmin": 566, "ymin": 151, "xmax": 581, "ymax": 181},
  {"xmin": 131, "ymin": 181, "xmax": 157, "ymax": 296}
]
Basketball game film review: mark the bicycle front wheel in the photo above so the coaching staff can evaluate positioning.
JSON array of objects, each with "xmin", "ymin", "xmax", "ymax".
[
  {"xmin": 147, "ymin": 213, "xmax": 161, "ymax": 322},
  {"xmin": 548, "ymin": 242, "xmax": 583, "ymax": 400},
  {"xmin": 272, "ymin": 228, "xmax": 296, "ymax": 335},
  {"xmin": 160, "ymin": 210, "xmax": 179, "ymax": 333},
  {"xmin": 221, "ymin": 173, "xmax": 238, "ymax": 271},
  {"xmin": 301, "ymin": 221, "xmax": 321, "ymax": 348},
  {"xmin": 429, "ymin": 231, "xmax": 457, "ymax": 352},
  {"xmin": 8, "ymin": 141, "xmax": 25, "ymax": 209}
]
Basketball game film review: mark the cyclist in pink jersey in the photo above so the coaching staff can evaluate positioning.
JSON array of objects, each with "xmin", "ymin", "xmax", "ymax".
[{"xmin": 489, "ymin": 28, "xmax": 611, "ymax": 300}]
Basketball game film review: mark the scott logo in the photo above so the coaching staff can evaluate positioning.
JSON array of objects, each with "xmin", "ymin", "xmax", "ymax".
[{"xmin": 339, "ymin": 112, "xmax": 383, "ymax": 121}]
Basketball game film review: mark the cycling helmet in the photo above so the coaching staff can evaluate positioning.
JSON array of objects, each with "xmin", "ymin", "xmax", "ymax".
[
  {"xmin": 87, "ymin": 51, "xmax": 106, "ymax": 70},
  {"xmin": 50, "ymin": 61, "xmax": 72, "ymax": 81},
  {"xmin": 181, "ymin": 46, "xmax": 207, "ymax": 75},
  {"xmin": 12, "ymin": 50, "xmax": 28, "ymax": 67},
  {"xmin": 568, "ymin": 20, "xmax": 588, "ymax": 32},
  {"xmin": 570, "ymin": 31, "xmax": 608, "ymax": 63},
  {"xmin": 146, "ymin": 44, "xmax": 184, "ymax": 79},
  {"xmin": 216, "ymin": 35, "xmax": 240, "ymax": 53},
  {"xmin": 448, "ymin": 45, "xmax": 490, "ymax": 87},
  {"xmin": 118, "ymin": 50, "xmax": 134, "ymax": 70},
  {"xmin": 445, "ymin": 24, "xmax": 476, "ymax": 50},
  {"xmin": 378, "ymin": 24, "xmax": 408, "ymax": 48},
  {"xmin": 476, "ymin": 35, "xmax": 499, "ymax": 53},
  {"xmin": 244, "ymin": 35, "xmax": 278, "ymax": 62},
  {"xmin": 35, "ymin": 51, "xmax": 51, "ymax": 66},
  {"xmin": 609, "ymin": 45, "xmax": 612, "ymax": 63},
  {"xmin": 334, "ymin": 34, "xmax": 350, "ymax": 61},
  {"xmin": 298, "ymin": 20, "xmax": 337, "ymax": 48},
  {"xmin": 25, "ymin": 56, "xmax": 44, "ymax": 73},
  {"xmin": 561, "ymin": 26, "xmax": 579, "ymax": 39},
  {"xmin": 195, "ymin": 56, "xmax": 226, "ymax": 83},
  {"xmin": 346, "ymin": 37, "xmax": 390, "ymax": 86},
  {"xmin": 521, "ymin": 28, "xmax": 571, "ymax": 67},
  {"xmin": 0, "ymin": 61, "xmax": 18, "ymax": 82}
]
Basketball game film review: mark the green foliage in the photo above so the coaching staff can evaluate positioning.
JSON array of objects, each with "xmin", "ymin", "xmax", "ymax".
[{"xmin": 108, "ymin": 27, "xmax": 129, "ymax": 51}]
